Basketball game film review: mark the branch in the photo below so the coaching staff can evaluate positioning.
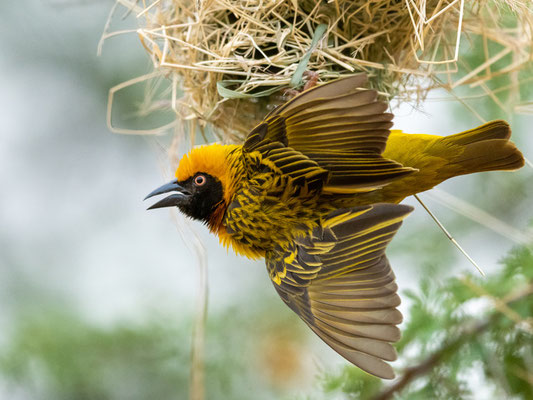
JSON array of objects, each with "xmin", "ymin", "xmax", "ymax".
[{"xmin": 372, "ymin": 282, "xmax": 533, "ymax": 400}]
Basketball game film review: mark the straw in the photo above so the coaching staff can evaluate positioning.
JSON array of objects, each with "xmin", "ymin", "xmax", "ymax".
[{"xmin": 105, "ymin": 0, "xmax": 532, "ymax": 140}]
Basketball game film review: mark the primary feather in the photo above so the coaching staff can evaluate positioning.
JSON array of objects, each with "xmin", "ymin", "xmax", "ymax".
[{"xmin": 146, "ymin": 74, "xmax": 524, "ymax": 379}]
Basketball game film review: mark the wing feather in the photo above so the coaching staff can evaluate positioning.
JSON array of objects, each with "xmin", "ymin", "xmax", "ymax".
[
  {"xmin": 266, "ymin": 203, "xmax": 413, "ymax": 379},
  {"xmin": 310, "ymin": 325, "xmax": 397, "ymax": 379},
  {"xmin": 243, "ymin": 74, "xmax": 416, "ymax": 194},
  {"xmin": 265, "ymin": 74, "xmax": 369, "ymax": 118}
]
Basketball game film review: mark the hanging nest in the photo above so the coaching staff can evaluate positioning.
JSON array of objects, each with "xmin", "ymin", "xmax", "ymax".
[{"xmin": 108, "ymin": 0, "xmax": 533, "ymax": 141}]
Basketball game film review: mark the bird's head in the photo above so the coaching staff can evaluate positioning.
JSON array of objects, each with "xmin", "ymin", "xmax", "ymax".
[{"xmin": 144, "ymin": 144, "xmax": 240, "ymax": 228}]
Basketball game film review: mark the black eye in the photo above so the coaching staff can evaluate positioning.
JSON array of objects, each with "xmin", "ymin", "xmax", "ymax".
[{"xmin": 194, "ymin": 174, "xmax": 206, "ymax": 186}]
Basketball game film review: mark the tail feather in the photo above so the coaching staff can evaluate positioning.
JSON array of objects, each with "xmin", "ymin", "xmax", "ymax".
[
  {"xmin": 446, "ymin": 119, "xmax": 511, "ymax": 144},
  {"xmin": 358, "ymin": 120, "xmax": 524, "ymax": 204},
  {"xmin": 443, "ymin": 120, "xmax": 524, "ymax": 175}
]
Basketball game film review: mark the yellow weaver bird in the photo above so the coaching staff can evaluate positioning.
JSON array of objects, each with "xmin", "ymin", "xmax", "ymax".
[{"xmin": 145, "ymin": 74, "xmax": 524, "ymax": 379}]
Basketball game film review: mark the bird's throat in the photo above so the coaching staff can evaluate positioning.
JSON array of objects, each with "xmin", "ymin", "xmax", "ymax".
[{"xmin": 207, "ymin": 202, "xmax": 226, "ymax": 235}]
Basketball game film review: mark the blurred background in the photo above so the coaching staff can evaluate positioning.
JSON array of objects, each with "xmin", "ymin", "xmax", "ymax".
[{"xmin": 1, "ymin": 1, "xmax": 532, "ymax": 399}]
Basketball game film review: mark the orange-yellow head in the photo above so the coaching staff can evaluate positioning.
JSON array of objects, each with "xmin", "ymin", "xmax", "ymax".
[{"xmin": 144, "ymin": 144, "xmax": 241, "ymax": 231}]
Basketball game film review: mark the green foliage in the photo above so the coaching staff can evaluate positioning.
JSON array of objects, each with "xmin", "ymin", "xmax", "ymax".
[
  {"xmin": 322, "ymin": 366, "xmax": 382, "ymax": 399},
  {"xmin": 1, "ymin": 312, "xmax": 189, "ymax": 400},
  {"xmin": 318, "ymin": 244, "xmax": 533, "ymax": 400},
  {"xmin": 0, "ymin": 305, "xmax": 299, "ymax": 400}
]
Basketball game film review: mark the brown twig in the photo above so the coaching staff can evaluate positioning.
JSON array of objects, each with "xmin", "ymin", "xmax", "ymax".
[
  {"xmin": 372, "ymin": 282, "xmax": 533, "ymax": 400},
  {"xmin": 166, "ymin": 126, "xmax": 209, "ymax": 400}
]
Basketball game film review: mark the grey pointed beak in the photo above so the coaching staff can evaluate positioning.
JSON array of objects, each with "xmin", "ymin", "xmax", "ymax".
[{"xmin": 144, "ymin": 179, "xmax": 191, "ymax": 210}]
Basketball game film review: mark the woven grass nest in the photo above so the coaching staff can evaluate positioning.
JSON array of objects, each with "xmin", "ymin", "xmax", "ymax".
[{"xmin": 109, "ymin": 0, "xmax": 533, "ymax": 141}]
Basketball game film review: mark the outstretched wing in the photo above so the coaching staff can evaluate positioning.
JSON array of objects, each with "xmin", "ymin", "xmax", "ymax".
[
  {"xmin": 244, "ymin": 75, "xmax": 416, "ymax": 194},
  {"xmin": 266, "ymin": 203, "xmax": 413, "ymax": 379}
]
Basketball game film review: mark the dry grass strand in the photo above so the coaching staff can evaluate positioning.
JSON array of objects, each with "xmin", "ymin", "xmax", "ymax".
[{"xmin": 103, "ymin": 0, "xmax": 532, "ymax": 140}]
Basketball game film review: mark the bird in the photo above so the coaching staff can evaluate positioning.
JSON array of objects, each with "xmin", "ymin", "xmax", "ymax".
[{"xmin": 144, "ymin": 74, "xmax": 524, "ymax": 379}]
